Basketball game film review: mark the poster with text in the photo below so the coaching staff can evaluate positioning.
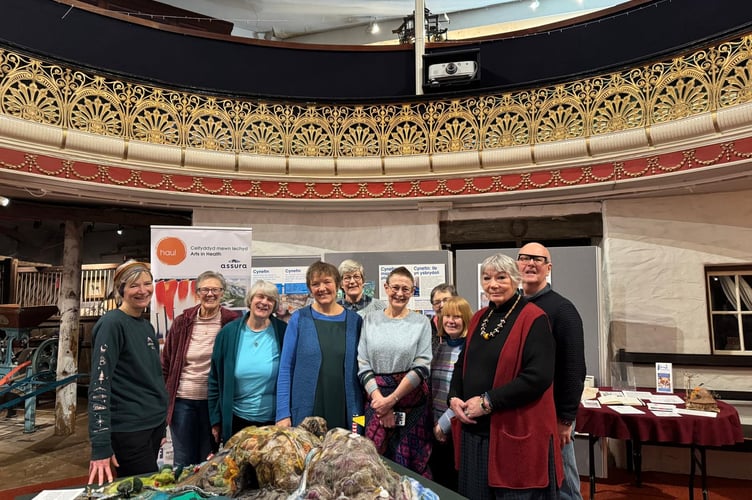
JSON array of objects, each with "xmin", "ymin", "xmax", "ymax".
[
  {"xmin": 251, "ymin": 266, "xmax": 310, "ymax": 323},
  {"xmin": 378, "ymin": 263, "xmax": 446, "ymax": 314},
  {"xmin": 150, "ymin": 226, "xmax": 252, "ymax": 337}
]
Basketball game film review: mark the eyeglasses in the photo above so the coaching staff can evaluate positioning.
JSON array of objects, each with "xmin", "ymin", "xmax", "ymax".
[
  {"xmin": 197, "ymin": 287, "xmax": 224, "ymax": 295},
  {"xmin": 387, "ymin": 284, "xmax": 414, "ymax": 295},
  {"xmin": 342, "ymin": 275, "xmax": 363, "ymax": 283},
  {"xmin": 432, "ymin": 297, "xmax": 450, "ymax": 307},
  {"xmin": 517, "ymin": 254, "xmax": 548, "ymax": 264}
]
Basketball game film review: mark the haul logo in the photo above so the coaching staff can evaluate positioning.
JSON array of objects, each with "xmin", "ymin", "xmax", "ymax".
[
  {"xmin": 155, "ymin": 237, "xmax": 187, "ymax": 266},
  {"xmin": 221, "ymin": 258, "xmax": 248, "ymax": 270}
]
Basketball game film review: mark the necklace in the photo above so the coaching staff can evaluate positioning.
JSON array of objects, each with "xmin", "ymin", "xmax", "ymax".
[
  {"xmin": 248, "ymin": 319, "xmax": 270, "ymax": 332},
  {"xmin": 479, "ymin": 294, "xmax": 521, "ymax": 340}
]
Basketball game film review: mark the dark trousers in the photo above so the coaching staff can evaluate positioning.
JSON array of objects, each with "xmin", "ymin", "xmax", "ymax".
[
  {"xmin": 429, "ymin": 437, "xmax": 459, "ymax": 491},
  {"xmin": 111, "ymin": 421, "xmax": 166, "ymax": 478},
  {"xmin": 170, "ymin": 397, "xmax": 214, "ymax": 466},
  {"xmin": 231, "ymin": 414, "xmax": 274, "ymax": 437}
]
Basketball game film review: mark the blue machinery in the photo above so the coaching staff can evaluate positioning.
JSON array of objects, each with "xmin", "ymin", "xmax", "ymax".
[{"xmin": 0, "ymin": 305, "xmax": 81, "ymax": 433}]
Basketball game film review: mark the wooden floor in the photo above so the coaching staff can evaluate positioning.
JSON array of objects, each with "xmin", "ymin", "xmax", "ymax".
[
  {"xmin": 1, "ymin": 397, "xmax": 750, "ymax": 499},
  {"xmin": 586, "ymin": 468, "xmax": 750, "ymax": 499}
]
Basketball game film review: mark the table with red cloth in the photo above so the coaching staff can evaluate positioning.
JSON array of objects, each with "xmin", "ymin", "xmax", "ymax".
[{"xmin": 575, "ymin": 389, "xmax": 744, "ymax": 500}]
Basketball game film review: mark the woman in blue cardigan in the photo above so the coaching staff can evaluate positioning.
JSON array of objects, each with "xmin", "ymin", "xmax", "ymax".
[
  {"xmin": 276, "ymin": 261, "xmax": 363, "ymax": 431},
  {"xmin": 208, "ymin": 280, "xmax": 287, "ymax": 445}
]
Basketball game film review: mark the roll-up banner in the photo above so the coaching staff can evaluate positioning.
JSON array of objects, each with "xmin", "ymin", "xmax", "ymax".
[{"xmin": 150, "ymin": 225, "xmax": 252, "ymax": 338}]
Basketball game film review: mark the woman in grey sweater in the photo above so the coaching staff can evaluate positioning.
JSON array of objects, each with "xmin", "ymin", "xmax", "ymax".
[{"xmin": 357, "ymin": 266, "xmax": 433, "ymax": 477}]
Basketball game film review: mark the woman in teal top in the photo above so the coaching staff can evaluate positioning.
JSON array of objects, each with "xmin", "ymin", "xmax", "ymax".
[
  {"xmin": 276, "ymin": 261, "xmax": 363, "ymax": 430},
  {"xmin": 208, "ymin": 280, "xmax": 286, "ymax": 445}
]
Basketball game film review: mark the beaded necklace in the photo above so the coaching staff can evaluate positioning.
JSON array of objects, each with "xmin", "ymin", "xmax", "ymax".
[{"xmin": 479, "ymin": 293, "xmax": 521, "ymax": 340}]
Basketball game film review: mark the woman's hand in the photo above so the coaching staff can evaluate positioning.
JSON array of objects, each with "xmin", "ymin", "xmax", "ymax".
[
  {"xmin": 276, "ymin": 417, "xmax": 292, "ymax": 428},
  {"xmin": 379, "ymin": 411, "xmax": 396, "ymax": 429},
  {"xmin": 211, "ymin": 424, "xmax": 221, "ymax": 444},
  {"xmin": 370, "ymin": 390, "xmax": 396, "ymax": 417},
  {"xmin": 88, "ymin": 455, "xmax": 119, "ymax": 486},
  {"xmin": 449, "ymin": 396, "xmax": 477, "ymax": 424}
]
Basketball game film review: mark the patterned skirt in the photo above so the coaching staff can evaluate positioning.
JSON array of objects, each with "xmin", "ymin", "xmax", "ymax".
[{"xmin": 364, "ymin": 372, "xmax": 433, "ymax": 478}]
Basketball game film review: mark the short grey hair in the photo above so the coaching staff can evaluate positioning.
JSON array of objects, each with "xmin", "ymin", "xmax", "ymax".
[
  {"xmin": 245, "ymin": 279, "xmax": 280, "ymax": 311},
  {"xmin": 338, "ymin": 259, "xmax": 365, "ymax": 280},
  {"xmin": 430, "ymin": 283, "xmax": 457, "ymax": 302},
  {"xmin": 196, "ymin": 270, "xmax": 227, "ymax": 291},
  {"xmin": 480, "ymin": 253, "xmax": 521, "ymax": 287}
]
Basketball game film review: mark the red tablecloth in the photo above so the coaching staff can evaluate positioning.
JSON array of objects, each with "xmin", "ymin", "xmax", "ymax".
[{"xmin": 575, "ymin": 390, "xmax": 744, "ymax": 447}]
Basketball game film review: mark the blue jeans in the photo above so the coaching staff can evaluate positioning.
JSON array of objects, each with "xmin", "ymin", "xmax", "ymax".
[
  {"xmin": 559, "ymin": 423, "xmax": 583, "ymax": 500},
  {"xmin": 170, "ymin": 398, "xmax": 214, "ymax": 466}
]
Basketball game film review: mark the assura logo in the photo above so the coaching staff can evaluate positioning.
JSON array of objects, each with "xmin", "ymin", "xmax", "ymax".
[{"xmin": 221, "ymin": 258, "xmax": 248, "ymax": 269}]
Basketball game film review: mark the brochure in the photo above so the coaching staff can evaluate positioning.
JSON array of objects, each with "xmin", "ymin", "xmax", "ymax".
[
  {"xmin": 646, "ymin": 394, "xmax": 685, "ymax": 404},
  {"xmin": 582, "ymin": 399, "xmax": 602, "ymax": 409},
  {"xmin": 655, "ymin": 362, "xmax": 673, "ymax": 393},
  {"xmin": 597, "ymin": 394, "xmax": 644, "ymax": 406},
  {"xmin": 609, "ymin": 405, "xmax": 645, "ymax": 415}
]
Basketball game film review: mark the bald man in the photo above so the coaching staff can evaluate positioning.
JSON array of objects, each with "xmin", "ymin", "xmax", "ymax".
[{"xmin": 517, "ymin": 242, "xmax": 586, "ymax": 500}]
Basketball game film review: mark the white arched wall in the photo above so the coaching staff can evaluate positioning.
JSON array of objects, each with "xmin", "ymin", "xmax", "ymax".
[
  {"xmin": 192, "ymin": 208, "xmax": 442, "ymax": 256},
  {"xmin": 602, "ymin": 189, "xmax": 752, "ymax": 478},
  {"xmin": 603, "ymin": 189, "xmax": 751, "ymax": 374}
]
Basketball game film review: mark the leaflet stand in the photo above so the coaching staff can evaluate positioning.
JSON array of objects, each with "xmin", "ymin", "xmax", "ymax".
[{"xmin": 610, "ymin": 361, "xmax": 636, "ymax": 391}]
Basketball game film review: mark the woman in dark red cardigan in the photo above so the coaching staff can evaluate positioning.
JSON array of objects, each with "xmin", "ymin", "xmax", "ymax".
[
  {"xmin": 448, "ymin": 253, "xmax": 562, "ymax": 499},
  {"xmin": 161, "ymin": 270, "xmax": 239, "ymax": 467}
]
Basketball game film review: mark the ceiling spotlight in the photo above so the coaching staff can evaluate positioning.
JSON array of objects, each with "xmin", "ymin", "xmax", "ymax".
[
  {"xmin": 0, "ymin": 196, "xmax": 8, "ymax": 207},
  {"xmin": 530, "ymin": 0, "xmax": 540, "ymax": 10},
  {"xmin": 368, "ymin": 20, "xmax": 380, "ymax": 35},
  {"xmin": 116, "ymin": 225, "xmax": 124, "ymax": 236},
  {"xmin": 393, "ymin": 8, "xmax": 449, "ymax": 44}
]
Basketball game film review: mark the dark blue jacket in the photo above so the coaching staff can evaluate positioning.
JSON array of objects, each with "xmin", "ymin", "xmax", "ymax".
[{"xmin": 276, "ymin": 306, "xmax": 363, "ymax": 426}]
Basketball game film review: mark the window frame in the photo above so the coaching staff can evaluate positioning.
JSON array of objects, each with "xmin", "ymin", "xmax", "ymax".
[{"xmin": 705, "ymin": 265, "xmax": 752, "ymax": 356}]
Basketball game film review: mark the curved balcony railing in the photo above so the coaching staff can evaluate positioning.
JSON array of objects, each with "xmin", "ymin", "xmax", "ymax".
[{"xmin": 1, "ymin": 4, "xmax": 752, "ymax": 208}]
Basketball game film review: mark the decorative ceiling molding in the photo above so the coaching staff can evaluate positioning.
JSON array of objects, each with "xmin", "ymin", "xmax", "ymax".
[
  {"xmin": 2, "ymin": 135, "xmax": 752, "ymax": 211},
  {"xmin": 2, "ymin": 32, "xmax": 752, "ymax": 209}
]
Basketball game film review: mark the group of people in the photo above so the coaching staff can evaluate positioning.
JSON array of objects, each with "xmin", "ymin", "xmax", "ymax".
[{"xmin": 87, "ymin": 243, "xmax": 586, "ymax": 500}]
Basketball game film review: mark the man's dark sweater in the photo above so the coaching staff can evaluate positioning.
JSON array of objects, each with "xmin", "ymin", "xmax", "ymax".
[{"xmin": 526, "ymin": 284, "xmax": 586, "ymax": 423}]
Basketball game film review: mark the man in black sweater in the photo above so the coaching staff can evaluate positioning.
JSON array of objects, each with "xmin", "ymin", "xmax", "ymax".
[{"xmin": 517, "ymin": 242, "xmax": 586, "ymax": 500}]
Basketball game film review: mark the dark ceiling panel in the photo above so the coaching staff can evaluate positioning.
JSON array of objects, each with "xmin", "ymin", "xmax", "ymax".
[{"xmin": 2, "ymin": 0, "xmax": 752, "ymax": 100}]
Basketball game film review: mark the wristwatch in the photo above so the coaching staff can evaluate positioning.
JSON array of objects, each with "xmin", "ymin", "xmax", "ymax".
[
  {"xmin": 479, "ymin": 392, "xmax": 493, "ymax": 414},
  {"xmin": 558, "ymin": 418, "xmax": 573, "ymax": 427}
]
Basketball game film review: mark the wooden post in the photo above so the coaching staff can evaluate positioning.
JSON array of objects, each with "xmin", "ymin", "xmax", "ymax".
[{"xmin": 55, "ymin": 220, "xmax": 83, "ymax": 436}]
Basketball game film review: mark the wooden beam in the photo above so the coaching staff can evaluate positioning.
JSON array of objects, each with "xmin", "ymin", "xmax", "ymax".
[
  {"xmin": 440, "ymin": 213, "xmax": 602, "ymax": 247},
  {"xmin": 0, "ymin": 199, "xmax": 191, "ymax": 227}
]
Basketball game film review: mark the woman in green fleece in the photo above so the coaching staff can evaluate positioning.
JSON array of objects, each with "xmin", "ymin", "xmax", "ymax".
[{"xmin": 88, "ymin": 260, "xmax": 168, "ymax": 486}]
